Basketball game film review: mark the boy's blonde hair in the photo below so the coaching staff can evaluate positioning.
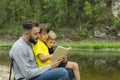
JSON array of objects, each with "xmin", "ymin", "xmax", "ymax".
[{"xmin": 48, "ymin": 31, "xmax": 57, "ymax": 40}]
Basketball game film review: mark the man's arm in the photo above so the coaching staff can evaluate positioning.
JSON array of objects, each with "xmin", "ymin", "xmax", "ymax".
[{"xmin": 12, "ymin": 46, "xmax": 51, "ymax": 79}]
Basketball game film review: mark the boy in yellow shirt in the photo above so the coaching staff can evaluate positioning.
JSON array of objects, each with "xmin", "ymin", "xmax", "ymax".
[{"xmin": 32, "ymin": 24, "xmax": 52, "ymax": 67}]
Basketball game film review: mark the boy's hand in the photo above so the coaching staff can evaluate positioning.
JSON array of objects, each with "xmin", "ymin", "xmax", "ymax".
[{"xmin": 61, "ymin": 56, "xmax": 67, "ymax": 63}]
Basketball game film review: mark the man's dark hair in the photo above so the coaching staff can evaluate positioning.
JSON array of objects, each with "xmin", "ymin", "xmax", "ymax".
[{"xmin": 23, "ymin": 20, "xmax": 39, "ymax": 30}]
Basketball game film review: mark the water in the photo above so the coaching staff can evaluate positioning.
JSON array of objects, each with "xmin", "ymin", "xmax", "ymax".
[
  {"xmin": 0, "ymin": 49, "xmax": 120, "ymax": 80},
  {"xmin": 68, "ymin": 50, "xmax": 120, "ymax": 80},
  {"xmin": 0, "ymin": 49, "xmax": 120, "ymax": 65},
  {"xmin": 0, "ymin": 50, "xmax": 10, "ymax": 66},
  {"xmin": 71, "ymin": 49, "xmax": 120, "ymax": 56}
]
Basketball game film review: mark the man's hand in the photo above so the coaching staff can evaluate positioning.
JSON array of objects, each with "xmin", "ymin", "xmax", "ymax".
[{"xmin": 50, "ymin": 58, "xmax": 62, "ymax": 68}]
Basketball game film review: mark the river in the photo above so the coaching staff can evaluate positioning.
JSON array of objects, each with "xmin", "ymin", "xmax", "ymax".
[{"xmin": 0, "ymin": 49, "xmax": 120, "ymax": 80}]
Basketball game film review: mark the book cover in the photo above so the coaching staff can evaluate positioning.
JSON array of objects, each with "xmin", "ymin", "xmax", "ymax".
[{"xmin": 50, "ymin": 46, "xmax": 71, "ymax": 62}]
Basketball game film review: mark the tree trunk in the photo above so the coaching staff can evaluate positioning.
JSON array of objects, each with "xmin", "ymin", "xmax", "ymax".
[{"xmin": 76, "ymin": 0, "xmax": 82, "ymax": 31}]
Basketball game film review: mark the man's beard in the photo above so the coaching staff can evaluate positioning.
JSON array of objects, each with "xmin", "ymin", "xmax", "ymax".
[{"xmin": 29, "ymin": 35, "xmax": 37, "ymax": 44}]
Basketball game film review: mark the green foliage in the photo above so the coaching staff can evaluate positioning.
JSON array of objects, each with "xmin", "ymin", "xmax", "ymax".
[
  {"xmin": 112, "ymin": 18, "xmax": 120, "ymax": 30},
  {"xmin": 0, "ymin": 0, "xmax": 119, "ymax": 40},
  {"xmin": 79, "ymin": 30, "xmax": 87, "ymax": 38},
  {"xmin": 83, "ymin": 1, "xmax": 92, "ymax": 18}
]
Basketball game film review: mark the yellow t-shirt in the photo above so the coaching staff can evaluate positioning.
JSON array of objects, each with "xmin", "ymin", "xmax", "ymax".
[{"xmin": 32, "ymin": 40, "xmax": 51, "ymax": 67}]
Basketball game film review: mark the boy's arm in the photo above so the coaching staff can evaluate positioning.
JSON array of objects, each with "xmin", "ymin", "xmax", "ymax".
[
  {"xmin": 37, "ymin": 54, "xmax": 52, "ymax": 61},
  {"xmin": 37, "ymin": 47, "xmax": 54, "ymax": 61}
]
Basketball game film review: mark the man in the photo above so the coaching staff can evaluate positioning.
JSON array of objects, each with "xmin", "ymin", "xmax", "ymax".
[{"xmin": 9, "ymin": 20, "xmax": 74, "ymax": 80}]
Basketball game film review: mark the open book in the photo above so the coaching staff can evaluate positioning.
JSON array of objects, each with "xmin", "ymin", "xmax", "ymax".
[{"xmin": 50, "ymin": 46, "xmax": 71, "ymax": 62}]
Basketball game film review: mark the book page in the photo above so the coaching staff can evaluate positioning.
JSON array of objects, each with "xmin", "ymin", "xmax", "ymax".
[{"xmin": 50, "ymin": 46, "xmax": 71, "ymax": 62}]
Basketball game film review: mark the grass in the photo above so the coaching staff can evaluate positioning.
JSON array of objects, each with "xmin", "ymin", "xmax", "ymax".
[
  {"xmin": 0, "ymin": 44, "xmax": 12, "ymax": 50},
  {"xmin": 0, "ymin": 40, "xmax": 120, "ymax": 51},
  {"xmin": 55, "ymin": 41, "xmax": 120, "ymax": 49}
]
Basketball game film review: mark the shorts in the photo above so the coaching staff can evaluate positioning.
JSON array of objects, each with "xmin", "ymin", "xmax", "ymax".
[{"xmin": 58, "ymin": 61, "xmax": 68, "ymax": 67}]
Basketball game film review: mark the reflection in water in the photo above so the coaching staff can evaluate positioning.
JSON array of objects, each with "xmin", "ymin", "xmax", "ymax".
[
  {"xmin": 1, "ymin": 49, "xmax": 119, "ymax": 65},
  {"xmin": 1, "ymin": 49, "xmax": 120, "ymax": 80},
  {"xmin": 71, "ymin": 49, "xmax": 120, "ymax": 56},
  {"xmin": 68, "ymin": 51, "xmax": 120, "ymax": 80}
]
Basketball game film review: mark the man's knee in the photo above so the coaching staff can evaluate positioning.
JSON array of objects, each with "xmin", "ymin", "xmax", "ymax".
[
  {"xmin": 58, "ymin": 68, "xmax": 68, "ymax": 75},
  {"xmin": 57, "ymin": 68, "xmax": 69, "ymax": 80}
]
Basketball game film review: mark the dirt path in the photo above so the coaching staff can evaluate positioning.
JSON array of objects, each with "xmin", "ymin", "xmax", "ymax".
[{"xmin": 0, "ymin": 65, "xmax": 14, "ymax": 80}]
